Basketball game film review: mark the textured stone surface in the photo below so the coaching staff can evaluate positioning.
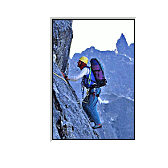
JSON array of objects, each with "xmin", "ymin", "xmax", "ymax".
[
  {"xmin": 53, "ymin": 63, "xmax": 99, "ymax": 139},
  {"xmin": 53, "ymin": 20, "xmax": 73, "ymax": 74}
]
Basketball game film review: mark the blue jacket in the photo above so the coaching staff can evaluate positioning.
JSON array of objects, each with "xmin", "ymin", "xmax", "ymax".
[{"xmin": 82, "ymin": 66, "xmax": 97, "ymax": 88}]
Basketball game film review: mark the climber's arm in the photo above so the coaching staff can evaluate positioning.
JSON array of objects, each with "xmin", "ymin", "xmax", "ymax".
[{"xmin": 68, "ymin": 68, "xmax": 89, "ymax": 81}]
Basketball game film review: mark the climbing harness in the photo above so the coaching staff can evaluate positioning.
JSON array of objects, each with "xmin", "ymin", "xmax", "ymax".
[
  {"xmin": 86, "ymin": 89, "xmax": 89, "ymax": 97},
  {"xmin": 82, "ymin": 88, "xmax": 90, "ymax": 104}
]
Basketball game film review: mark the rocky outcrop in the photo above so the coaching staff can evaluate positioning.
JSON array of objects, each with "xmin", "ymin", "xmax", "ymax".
[
  {"xmin": 52, "ymin": 20, "xmax": 99, "ymax": 139},
  {"xmin": 116, "ymin": 33, "xmax": 134, "ymax": 58},
  {"xmin": 53, "ymin": 63, "xmax": 99, "ymax": 139},
  {"xmin": 53, "ymin": 20, "xmax": 73, "ymax": 74}
]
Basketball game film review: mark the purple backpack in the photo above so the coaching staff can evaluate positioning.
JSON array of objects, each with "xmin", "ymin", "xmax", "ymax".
[{"xmin": 90, "ymin": 58, "xmax": 107, "ymax": 87}]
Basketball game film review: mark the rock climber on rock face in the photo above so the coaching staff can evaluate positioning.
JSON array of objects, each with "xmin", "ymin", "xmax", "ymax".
[{"xmin": 62, "ymin": 56, "xmax": 102, "ymax": 129}]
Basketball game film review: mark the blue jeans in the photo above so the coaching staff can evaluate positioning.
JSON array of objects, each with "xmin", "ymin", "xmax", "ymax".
[{"xmin": 82, "ymin": 88, "xmax": 101, "ymax": 125}]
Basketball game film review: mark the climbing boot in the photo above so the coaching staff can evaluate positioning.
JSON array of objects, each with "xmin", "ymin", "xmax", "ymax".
[
  {"xmin": 89, "ymin": 118, "xmax": 94, "ymax": 122},
  {"xmin": 92, "ymin": 124, "xmax": 102, "ymax": 129}
]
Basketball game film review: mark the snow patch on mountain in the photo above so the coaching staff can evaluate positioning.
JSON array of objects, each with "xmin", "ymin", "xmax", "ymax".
[{"xmin": 98, "ymin": 97, "xmax": 109, "ymax": 104}]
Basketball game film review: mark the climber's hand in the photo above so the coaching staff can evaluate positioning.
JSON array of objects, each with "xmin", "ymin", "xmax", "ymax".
[
  {"xmin": 65, "ymin": 76, "xmax": 70, "ymax": 80},
  {"xmin": 61, "ymin": 72, "xmax": 65, "ymax": 78}
]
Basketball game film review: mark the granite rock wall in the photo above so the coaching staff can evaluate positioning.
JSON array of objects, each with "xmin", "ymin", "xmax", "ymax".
[{"xmin": 52, "ymin": 20, "xmax": 99, "ymax": 139}]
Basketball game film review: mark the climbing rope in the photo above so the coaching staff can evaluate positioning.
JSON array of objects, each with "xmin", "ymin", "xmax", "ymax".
[
  {"xmin": 53, "ymin": 71, "xmax": 99, "ymax": 137},
  {"xmin": 53, "ymin": 72, "xmax": 68, "ymax": 84},
  {"xmin": 53, "ymin": 71, "xmax": 81, "ymax": 105}
]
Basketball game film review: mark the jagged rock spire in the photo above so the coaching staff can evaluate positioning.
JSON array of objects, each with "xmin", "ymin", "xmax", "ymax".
[{"xmin": 116, "ymin": 33, "xmax": 128, "ymax": 54}]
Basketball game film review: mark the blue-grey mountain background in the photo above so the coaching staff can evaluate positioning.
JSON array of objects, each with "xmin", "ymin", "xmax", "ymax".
[{"xmin": 53, "ymin": 20, "xmax": 134, "ymax": 139}]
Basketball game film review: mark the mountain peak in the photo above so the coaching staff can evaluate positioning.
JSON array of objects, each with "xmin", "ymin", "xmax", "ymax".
[
  {"xmin": 120, "ymin": 33, "xmax": 127, "ymax": 41},
  {"xmin": 116, "ymin": 33, "xmax": 128, "ymax": 54}
]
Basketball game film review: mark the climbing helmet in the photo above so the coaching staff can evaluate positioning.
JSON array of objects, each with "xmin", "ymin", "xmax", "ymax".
[{"xmin": 79, "ymin": 56, "xmax": 88, "ymax": 64}]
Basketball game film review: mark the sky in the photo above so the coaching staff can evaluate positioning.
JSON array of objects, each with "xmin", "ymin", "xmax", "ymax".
[{"xmin": 70, "ymin": 20, "xmax": 134, "ymax": 58}]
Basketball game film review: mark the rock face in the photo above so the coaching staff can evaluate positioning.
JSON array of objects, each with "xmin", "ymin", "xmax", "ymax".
[
  {"xmin": 53, "ymin": 20, "xmax": 73, "ymax": 74},
  {"xmin": 53, "ymin": 63, "xmax": 99, "ymax": 139},
  {"xmin": 52, "ymin": 20, "xmax": 99, "ymax": 139}
]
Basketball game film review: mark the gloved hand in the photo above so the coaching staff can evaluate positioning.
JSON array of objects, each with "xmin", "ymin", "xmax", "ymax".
[
  {"xmin": 61, "ymin": 72, "xmax": 65, "ymax": 78},
  {"xmin": 65, "ymin": 76, "xmax": 70, "ymax": 80},
  {"xmin": 61, "ymin": 72, "xmax": 70, "ymax": 80}
]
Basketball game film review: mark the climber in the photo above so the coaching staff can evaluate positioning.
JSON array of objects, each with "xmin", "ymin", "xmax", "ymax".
[{"xmin": 62, "ymin": 56, "xmax": 102, "ymax": 129}]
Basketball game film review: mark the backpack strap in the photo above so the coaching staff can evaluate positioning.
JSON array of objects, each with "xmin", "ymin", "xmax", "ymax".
[{"xmin": 88, "ymin": 67, "xmax": 91, "ymax": 85}]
